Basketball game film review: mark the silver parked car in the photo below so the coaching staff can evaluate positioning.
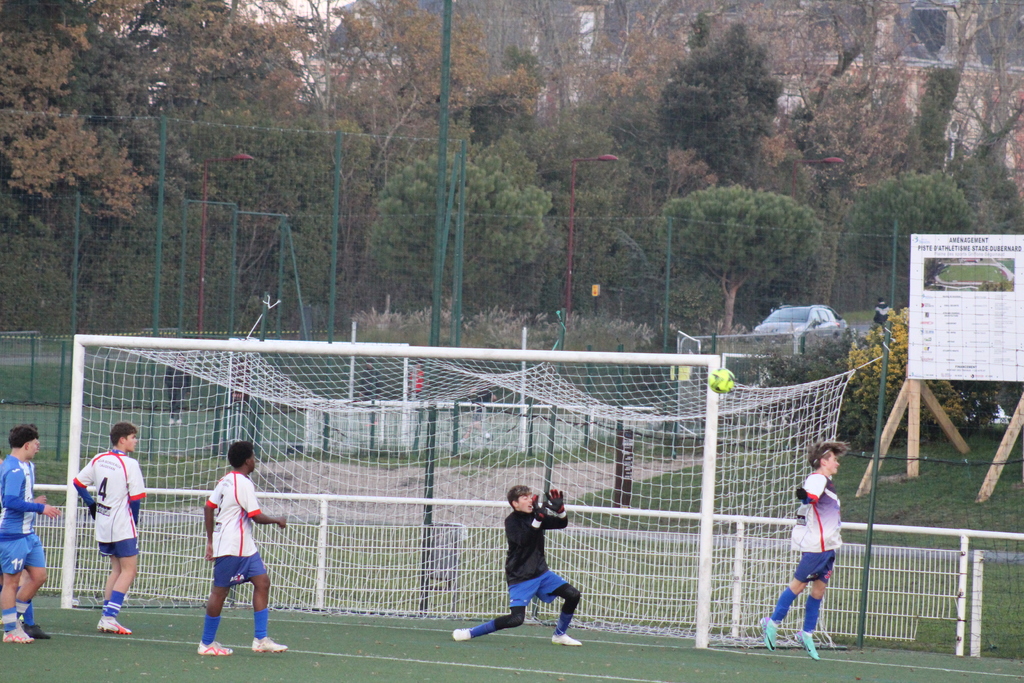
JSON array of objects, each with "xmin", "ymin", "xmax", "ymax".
[{"xmin": 753, "ymin": 305, "xmax": 848, "ymax": 335}]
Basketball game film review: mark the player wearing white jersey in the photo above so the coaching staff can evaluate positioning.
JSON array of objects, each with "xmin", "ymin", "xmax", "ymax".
[
  {"xmin": 761, "ymin": 441, "xmax": 848, "ymax": 661},
  {"xmin": 74, "ymin": 422, "xmax": 146, "ymax": 635},
  {"xmin": 198, "ymin": 441, "xmax": 288, "ymax": 656},
  {"xmin": 1, "ymin": 425, "xmax": 61, "ymax": 644}
]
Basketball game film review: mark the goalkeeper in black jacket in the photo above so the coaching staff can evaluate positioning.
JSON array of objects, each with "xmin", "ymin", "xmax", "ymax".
[{"xmin": 452, "ymin": 485, "xmax": 583, "ymax": 646}]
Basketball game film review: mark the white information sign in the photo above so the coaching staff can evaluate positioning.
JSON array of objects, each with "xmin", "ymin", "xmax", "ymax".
[{"xmin": 908, "ymin": 234, "xmax": 1023, "ymax": 382}]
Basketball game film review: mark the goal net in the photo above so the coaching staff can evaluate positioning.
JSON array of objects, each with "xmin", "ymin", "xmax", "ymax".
[{"xmin": 62, "ymin": 335, "xmax": 850, "ymax": 647}]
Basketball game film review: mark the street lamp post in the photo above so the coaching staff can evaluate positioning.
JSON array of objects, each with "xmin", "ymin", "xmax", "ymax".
[
  {"xmin": 791, "ymin": 157, "xmax": 844, "ymax": 198},
  {"xmin": 198, "ymin": 153, "xmax": 253, "ymax": 333},
  {"xmin": 566, "ymin": 154, "xmax": 617, "ymax": 320}
]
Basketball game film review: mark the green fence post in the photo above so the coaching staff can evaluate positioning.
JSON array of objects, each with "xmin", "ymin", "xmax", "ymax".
[
  {"xmin": 584, "ymin": 344, "xmax": 593, "ymax": 447},
  {"xmin": 56, "ymin": 340, "xmax": 67, "ymax": 462},
  {"xmin": 328, "ymin": 131, "xmax": 343, "ymax": 344},
  {"xmin": 178, "ymin": 201, "xmax": 189, "ymax": 333},
  {"xmin": 428, "ymin": 0, "xmax": 454, "ymax": 348},
  {"xmin": 451, "ymin": 139, "xmax": 467, "ymax": 346},
  {"xmin": 451, "ymin": 401, "xmax": 461, "ymax": 456},
  {"xmin": 228, "ymin": 207, "xmax": 239, "ymax": 338},
  {"xmin": 276, "ymin": 224, "xmax": 285, "ymax": 338},
  {"xmin": 526, "ymin": 395, "xmax": 535, "ymax": 461},
  {"xmin": 71, "ymin": 192, "xmax": 81, "ymax": 336},
  {"xmin": 663, "ymin": 216, "xmax": 673, "ymax": 353},
  {"xmin": 153, "ymin": 115, "xmax": 167, "ymax": 335},
  {"xmin": 418, "ymin": 405, "xmax": 439, "ymax": 610},
  {"xmin": 29, "ymin": 333, "xmax": 36, "ymax": 403},
  {"xmin": 857, "ymin": 218, "xmax": 900, "ymax": 647}
]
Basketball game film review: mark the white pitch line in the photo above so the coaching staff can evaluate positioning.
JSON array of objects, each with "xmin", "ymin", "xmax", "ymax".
[
  {"xmin": 55, "ymin": 613, "xmax": 1022, "ymax": 680},
  {"xmin": 46, "ymin": 631, "xmax": 697, "ymax": 683},
  {"xmin": 710, "ymin": 646, "xmax": 1024, "ymax": 678},
  {"xmin": 260, "ymin": 616, "xmax": 1024, "ymax": 680}
]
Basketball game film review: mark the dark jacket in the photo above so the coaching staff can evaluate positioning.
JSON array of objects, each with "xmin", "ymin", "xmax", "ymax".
[
  {"xmin": 503, "ymin": 510, "xmax": 568, "ymax": 585},
  {"xmin": 164, "ymin": 367, "xmax": 191, "ymax": 390}
]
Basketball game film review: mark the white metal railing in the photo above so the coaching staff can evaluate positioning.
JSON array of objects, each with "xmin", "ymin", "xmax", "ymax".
[{"xmin": 38, "ymin": 484, "xmax": 1016, "ymax": 656}]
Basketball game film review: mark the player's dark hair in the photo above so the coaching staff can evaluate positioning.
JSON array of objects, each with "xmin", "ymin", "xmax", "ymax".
[
  {"xmin": 808, "ymin": 440, "xmax": 849, "ymax": 469},
  {"xmin": 228, "ymin": 441, "xmax": 255, "ymax": 469},
  {"xmin": 9, "ymin": 424, "xmax": 39, "ymax": 449},
  {"xmin": 110, "ymin": 421, "xmax": 137, "ymax": 445},
  {"xmin": 507, "ymin": 484, "xmax": 531, "ymax": 506}
]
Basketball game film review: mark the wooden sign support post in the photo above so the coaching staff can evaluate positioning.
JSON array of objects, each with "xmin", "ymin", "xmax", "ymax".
[
  {"xmin": 975, "ymin": 390, "xmax": 1024, "ymax": 503},
  {"xmin": 856, "ymin": 378, "xmax": 970, "ymax": 497}
]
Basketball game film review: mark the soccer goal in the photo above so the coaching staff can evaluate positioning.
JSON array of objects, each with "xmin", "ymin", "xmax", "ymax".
[{"xmin": 61, "ymin": 335, "xmax": 850, "ymax": 648}]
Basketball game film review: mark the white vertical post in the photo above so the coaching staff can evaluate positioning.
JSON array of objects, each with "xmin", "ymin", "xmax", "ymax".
[
  {"xmin": 348, "ymin": 321, "xmax": 357, "ymax": 439},
  {"xmin": 316, "ymin": 498, "xmax": 329, "ymax": 610},
  {"xmin": 731, "ymin": 521, "xmax": 745, "ymax": 638},
  {"xmin": 519, "ymin": 327, "xmax": 528, "ymax": 449},
  {"xmin": 60, "ymin": 337, "xmax": 86, "ymax": 609},
  {"xmin": 956, "ymin": 535, "xmax": 969, "ymax": 656},
  {"xmin": 695, "ymin": 360, "xmax": 720, "ymax": 649},
  {"xmin": 401, "ymin": 356, "xmax": 411, "ymax": 443},
  {"xmin": 970, "ymin": 549, "xmax": 984, "ymax": 657},
  {"xmin": 348, "ymin": 321, "xmax": 357, "ymax": 399}
]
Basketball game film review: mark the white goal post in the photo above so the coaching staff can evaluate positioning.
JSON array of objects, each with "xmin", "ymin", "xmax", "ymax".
[{"xmin": 62, "ymin": 334, "xmax": 851, "ymax": 649}]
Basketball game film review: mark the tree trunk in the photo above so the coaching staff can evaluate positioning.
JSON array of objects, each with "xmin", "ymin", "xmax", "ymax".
[{"xmin": 720, "ymin": 277, "xmax": 743, "ymax": 334}]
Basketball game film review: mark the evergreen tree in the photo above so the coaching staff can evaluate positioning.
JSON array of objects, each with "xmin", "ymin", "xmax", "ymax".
[{"xmin": 659, "ymin": 23, "xmax": 781, "ymax": 187}]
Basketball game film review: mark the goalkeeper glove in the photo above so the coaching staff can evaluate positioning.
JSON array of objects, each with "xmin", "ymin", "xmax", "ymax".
[
  {"xmin": 530, "ymin": 494, "xmax": 546, "ymax": 527},
  {"xmin": 88, "ymin": 503, "xmax": 97, "ymax": 519},
  {"xmin": 545, "ymin": 488, "xmax": 566, "ymax": 518},
  {"xmin": 795, "ymin": 487, "xmax": 808, "ymax": 504}
]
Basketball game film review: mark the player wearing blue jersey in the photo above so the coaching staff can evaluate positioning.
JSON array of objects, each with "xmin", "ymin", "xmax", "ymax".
[
  {"xmin": 1, "ymin": 425, "xmax": 61, "ymax": 644},
  {"xmin": 198, "ymin": 441, "xmax": 288, "ymax": 656},
  {"xmin": 74, "ymin": 422, "xmax": 147, "ymax": 635},
  {"xmin": 452, "ymin": 485, "xmax": 583, "ymax": 646},
  {"xmin": 761, "ymin": 440, "xmax": 849, "ymax": 660}
]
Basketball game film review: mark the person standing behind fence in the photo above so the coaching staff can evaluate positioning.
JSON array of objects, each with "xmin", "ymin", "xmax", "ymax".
[
  {"xmin": 410, "ymin": 362, "xmax": 425, "ymax": 398},
  {"xmin": 165, "ymin": 359, "xmax": 192, "ymax": 426},
  {"xmin": 873, "ymin": 298, "xmax": 890, "ymax": 326},
  {"xmin": 73, "ymin": 421, "xmax": 146, "ymax": 635},
  {"xmin": 359, "ymin": 361, "xmax": 380, "ymax": 428},
  {"xmin": 461, "ymin": 387, "xmax": 493, "ymax": 443},
  {"xmin": 761, "ymin": 440, "xmax": 849, "ymax": 660},
  {"xmin": 1, "ymin": 424, "xmax": 61, "ymax": 644}
]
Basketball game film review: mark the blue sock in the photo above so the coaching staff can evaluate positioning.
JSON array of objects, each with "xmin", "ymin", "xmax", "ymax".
[
  {"xmin": 201, "ymin": 615, "xmax": 221, "ymax": 646},
  {"xmin": 803, "ymin": 596, "xmax": 822, "ymax": 633},
  {"xmin": 104, "ymin": 591, "xmax": 126, "ymax": 618},
  {"xmin": 16, "ymin": 600, "xmax": 32, "ymax": 626},
  {"xmin": 2, "ymin": 608, "xmax": 17, "ymax": 632},
  {"xmin": 21, "ymin": 600, "xmax": 35, "ymax": 626},
  {"xmin": 771, "ymin": 587, "xmax": 798, "ymax": 623},
  {"xmin": 254, "ymin": 608, "xmax": 269, "ymax": 640},
  {"xmin": 469, "ymin": 621, "xmax": 497, "ymax": 638},
  {"xmin": 554, "ymin": 612, "xmax": 573, "ymax": 636}
]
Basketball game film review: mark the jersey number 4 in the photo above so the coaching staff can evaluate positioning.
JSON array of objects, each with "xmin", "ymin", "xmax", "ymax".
[{"xmin": 98, "ymin": 478, "xmax": 109, "ymax": 501}]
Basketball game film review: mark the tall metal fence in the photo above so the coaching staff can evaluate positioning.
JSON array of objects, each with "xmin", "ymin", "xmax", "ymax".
[
  {"xmin": 0, "ymin": 332, "xmax": 72, "ymax": 457},
  {"xmin": 0, "ymin": 112, "xmax": 900, "ymax": 343}
]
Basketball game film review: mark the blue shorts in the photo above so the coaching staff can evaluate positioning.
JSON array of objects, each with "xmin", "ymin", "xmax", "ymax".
[
  {"xmin": 793, "ymin": 550, "xmax": 836, "ymax": 584},
  {"xmin": 0, "ymin": 534, "xmax": 46, "ymax": 575},
  {"xmin": 213, "ymin": 553, "xmax": 267, "ymax": 588},
  {"xmin": 99, "ymin": 538, "xmax": 139, "ymax": 558},
  {"xmin": 508, "ymin": 570, "xmax": 567, "ymax": 607}
]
